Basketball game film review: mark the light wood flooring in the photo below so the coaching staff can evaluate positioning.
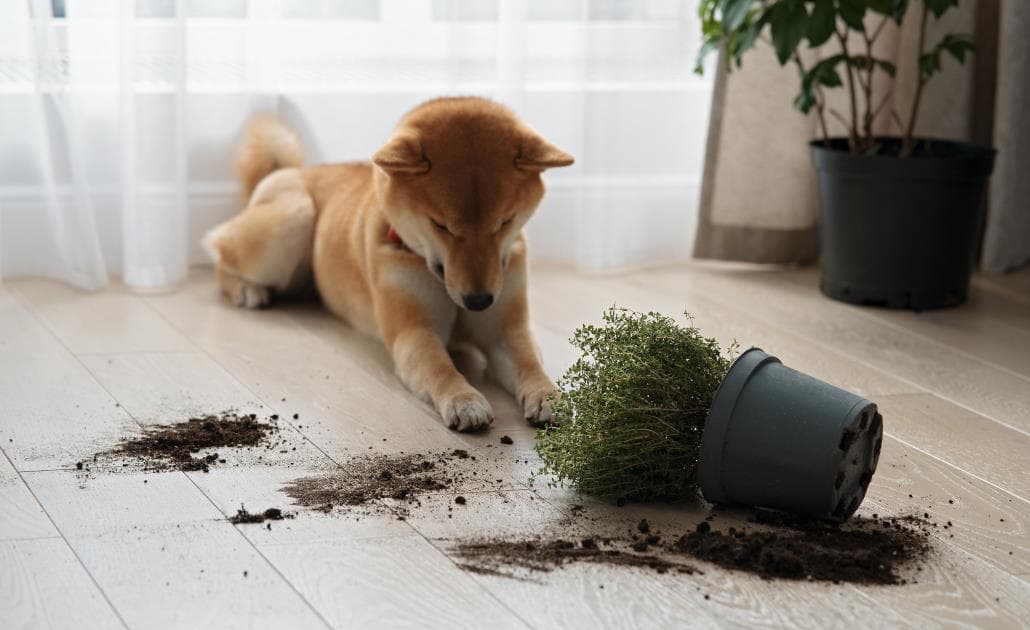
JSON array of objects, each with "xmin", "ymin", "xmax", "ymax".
[{"xmin": 1, "ymin": 263, "xmax": 1028, "ymax": 629}]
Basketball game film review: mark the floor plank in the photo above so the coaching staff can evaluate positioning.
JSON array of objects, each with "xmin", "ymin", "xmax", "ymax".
[
  {"xmin": 0, "ymin": 452, "xmax": 56, "ymax": 541},
  {"xmin": 780, "ymin": 268, "xmax": 1030, "ymax": 380},
  {"xmin": 12, "ymin": 281, "xmax": 192, "ymax": 355},
  {"xmin": 876, "ymin": 394, "xmax": 1030, "ymax": 500},
  {"xmin": 866, "ymin": 435, "xmax": 1028, "ymax": 576},
  {"xmin": 79, "ymin": 352, "xmax": 268, "ymax": 426},
  {"xmin": 258, "ymin": 534, "xmax": 529, "ymax": 629},
  {"xmin": 0, "ymin": 289, "xmax": 139, "ymax": 471},
  {"xmin": 24, "ymin": 470, "xmax": 329, "ymax": 630},
  {"xmin": 975, "ymin": 268, "xmax": 1030, "ymax": 305},
  {"xmin": 0, "ymin": 538, "xmax": 124, "ymax": 630}
]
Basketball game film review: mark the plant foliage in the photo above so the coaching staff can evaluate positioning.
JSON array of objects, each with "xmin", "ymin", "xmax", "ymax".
[
  {"xmin": 696, "ymin": 0, "xmax": 973, "ymax": 156},
  {"xmin": 534, "ymin": 308, "xmax": 735, "ymax": 501}
]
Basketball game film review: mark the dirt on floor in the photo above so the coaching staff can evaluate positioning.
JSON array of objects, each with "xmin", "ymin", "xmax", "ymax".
[
  {"xmin": 89, "ymin": 412, "xmax": 279, "ymax": 473},
  {"xmin": 451, "ymin": 508, "xmax": 933, "ymax": 585},
  {"xmin": 281, "ymin": 449, "xmax": 484, "ymax": 514},
  {"xmin": 84, "ymin": 424, "xmax": 935, "ymax": 586},
  {"xmin": 453, "ymin": 537, "xmax": 701, "ymax": 578},
  {"xmin": 278, "ymin": 450, "xmax": 932, "ymax": 585},
  {"xmin": 229, "ymin": 505, "xmax": 294, "ymax": 524},
  {"xmin": 673, "ymin": 511, "xmax": 933, "ymax": 585}
]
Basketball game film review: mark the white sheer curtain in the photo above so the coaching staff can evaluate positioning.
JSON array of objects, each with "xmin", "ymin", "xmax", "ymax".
[{"xmin": 0, "ymin": 0, "xmax": 713, "ymax": 290}]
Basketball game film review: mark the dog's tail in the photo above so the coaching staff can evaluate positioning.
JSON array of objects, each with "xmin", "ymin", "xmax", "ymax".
[{"xmin": 236, "ymin": 114, "xmax": 304, "ymax": 203}]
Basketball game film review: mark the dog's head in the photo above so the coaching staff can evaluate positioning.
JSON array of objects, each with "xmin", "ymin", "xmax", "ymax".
[{"xmin": 372, "ymin": 97, "xmax": 573, "ymax": 312}]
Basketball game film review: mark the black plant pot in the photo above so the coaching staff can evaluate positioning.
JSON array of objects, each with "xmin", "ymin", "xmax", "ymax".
[
  {"xmin": 698, "ymin": 348, "xmax": 882, "ymax": 521},
  {"xmin": 811, "ymin": 137, "xmax": 995, "ymax": 310}
]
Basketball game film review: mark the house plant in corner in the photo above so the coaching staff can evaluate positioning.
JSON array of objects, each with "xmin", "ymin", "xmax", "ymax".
[
  {"xmin": 535, "ymin": 308, "xmax": 883, "ymax": 521},
  {"xmin": 697, "ymin": 0, "xmax": 995, "ymax": 309}
]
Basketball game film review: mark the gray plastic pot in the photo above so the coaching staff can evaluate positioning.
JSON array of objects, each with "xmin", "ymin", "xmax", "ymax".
[{"xmin": 698, "ymin": 348, "xmax": 882, "ymax": 521}]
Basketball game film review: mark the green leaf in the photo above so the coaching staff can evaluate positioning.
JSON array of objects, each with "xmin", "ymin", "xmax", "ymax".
[
  {"xmin": 732, "ymin": 7, "xmax": 773, "ymax": 65},
  {"xmin": 809, "ymin": 54, "xmax": 846, "ymax": 86},
  {"xmin": 867, "ymin": 0, "xmax": 909, "ymax": 23},
  {"xmin": 923, "ymin": 0, "xmax": 959, "ymax": 19},
  {"xmin": 837, "ymin": 0, "xmax": 866, "ymax": 31},
  {"xmin": 919, "ymin": 52, "xmax": 940, "ymax": 78},
  {"xmin": 918, "ymin": 33, "xmax": 976, "ymax": 80},
  {"xmin": 694, "ymin": 38, "xmax": 721, "ymax": 74},
  {"xmin": 722, "ymin": 0, "xmax": 754, "ymax": 31},
  {"xmin": 806, "ymin": 0, "xmax": 835, "ymax": 47},
  {"xmin": 847, "ymin": 55, "xmax": 896, "ymax": 76},
  {"xmin": 794, "ymin": 89, "xmax": 818, "ymax": 113},
  {"xmin": 770, "ymin": 1, "xmax": 809, "ymax": 65},
  {"xmin": 793, "ymin": 54, "xmax": 843, "ymax": 114},
  {"xmin": 940, "ymin": 33, "xmax": 976, "ymax": 63}
]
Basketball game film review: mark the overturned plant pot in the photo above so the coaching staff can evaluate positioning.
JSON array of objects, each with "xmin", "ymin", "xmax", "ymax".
[
  {"xmin": 812, "ymin": 137, "xmax": 996, "ymax": 310},
  {"xmin": 698, "ymin": 348, "xmax": 882, "ymax": 521}
]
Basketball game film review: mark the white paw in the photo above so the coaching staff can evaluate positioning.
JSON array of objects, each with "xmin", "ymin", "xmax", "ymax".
[
  {"xmin": 520, "ymin": 383, "xmax": 557, "ymax": 426},
  {"xmin": 440, "ymin": 390, "xmax": 494, "ymax": 432},
  {"xmin": 232, "ymin": 282, "xmax": 269, "ymax": 309}
]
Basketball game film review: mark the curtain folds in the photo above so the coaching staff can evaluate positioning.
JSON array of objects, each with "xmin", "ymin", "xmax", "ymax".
[
  {"xmin": 982, "ymin": 1, "xmax": 1030, "ymax": 273},
  {"xmin": 1, "ymin": 0, "xmax": 713, "ymax": 289}
]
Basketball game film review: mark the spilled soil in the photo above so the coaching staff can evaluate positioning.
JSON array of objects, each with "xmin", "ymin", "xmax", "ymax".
[
  {"xmin": 674, "ymin": 512, "xmax": 932, "ymax": 585},
  {"xmin": 453, "ymin": 537, "xmax": 700, "ymax": 578},
  {"xmin": 229, "ymin": 505, "xmax": 294, "ymax": 524},
  {"xmin": 282, "ymin": 449, "xmax": 480, "ymax": 513},
  {"xmin": 83, "ymin": 424, "xmax": 935, "ymax": 586},
  {"xmin": 93, "ymin": 412, "xmax": 278, "ymax": 472},
  {"xmin": 451, "ymin": 509, "xmax": 933, "ymax": 585}
]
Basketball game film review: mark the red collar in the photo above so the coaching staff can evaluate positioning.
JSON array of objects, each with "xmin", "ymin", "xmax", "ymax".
[{"xmin": 386, "ymin": 225, "xmax": 408, "ymax": 250}]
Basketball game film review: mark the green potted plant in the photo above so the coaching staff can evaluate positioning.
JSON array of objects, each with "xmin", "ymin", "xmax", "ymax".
[
  {"xmin": 696, "ymin": 0, "xmax": 995, "ymax": 309},
  {"xmin": 536, "ymin": 308, "xmax": 883, "ymax": 521}
]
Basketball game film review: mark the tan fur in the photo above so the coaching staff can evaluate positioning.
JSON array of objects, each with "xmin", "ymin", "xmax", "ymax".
[
  {"xmin": 236, "ymin": 114, "xmax": 304, "ymax": 203},
  {"xmin": 203, "ymin": 98, "xmax": 573, "ymax": 431}
]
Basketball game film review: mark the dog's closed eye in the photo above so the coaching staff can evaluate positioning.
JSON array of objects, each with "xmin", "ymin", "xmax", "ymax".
[{"xmin": 430, "ymin": 218, "xmax": 451, "ymax": 235}]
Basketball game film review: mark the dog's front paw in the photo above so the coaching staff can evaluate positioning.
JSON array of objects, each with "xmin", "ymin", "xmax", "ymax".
[
  {"xmin": 230, "ymin": 281, "xmax": 269, "ymax": 309},
  {"xmin": 520, "ymin": 382, "xmax": 558, "ymax": 427},
  {"xmin": 440, "ymin": 389, "xmax": 494, "ymax": 432}
]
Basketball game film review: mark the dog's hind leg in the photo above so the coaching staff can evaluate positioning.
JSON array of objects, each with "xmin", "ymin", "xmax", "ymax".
[{"xmin": 203, "ymin": 169, "xmax": 315, "ymax": 308}]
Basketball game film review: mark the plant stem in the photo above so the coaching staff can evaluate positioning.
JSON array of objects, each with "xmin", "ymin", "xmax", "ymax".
[
  {"xmin": 869, "ymin": 15, "xmax": 890, "ymax": 45},
  {"xmin": 890, "ymin": 109, "xmax": 905, "ymax": 133},
  {"xmin": 902, "ymin": 4, "xmax": 929, "ymax": 157},
  {"xmin": 793, "ymin": 54, "xmax": 830, "ymax": 146},
  {"xmin": 835, "ymin": 30, "xmax": 860, "ymax": 152},
  {"xmin": 814, "ymin": 86, "xmax": 831, "ymax": 146},
  {"xmin": 871, "ymin": 89, "xmax": 893, "ymax": 122},
  {"xmin": 861, "ymin": 23, "xmax": 881, "ymax": 147},
  {"xmin": 828, "ymin": 108, "xmax": 850, "ymax": 130}
]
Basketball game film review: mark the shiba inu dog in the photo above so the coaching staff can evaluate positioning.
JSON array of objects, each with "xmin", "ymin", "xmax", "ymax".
[{"xmin": 203, "ymin": 97, "xmax": 573, "ymax": 431}]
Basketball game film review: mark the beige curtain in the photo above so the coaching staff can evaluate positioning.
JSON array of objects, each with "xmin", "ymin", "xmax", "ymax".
[{"xmin": 694, "ymin": 0, "xmax": 1028, "ymax": 273}]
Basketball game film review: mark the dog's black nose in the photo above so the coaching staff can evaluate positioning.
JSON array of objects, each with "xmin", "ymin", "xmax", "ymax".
[{"xmin": 462, "ymin": 293, "xmax": 494, "ymax": 311}]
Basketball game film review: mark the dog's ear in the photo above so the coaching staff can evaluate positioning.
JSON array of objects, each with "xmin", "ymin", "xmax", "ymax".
[
  {"xmin": 373, "ymin": 129, "xmax": 430, "ymax": 175},
  {"xmin": 515, "ymin": 129, "xmax": 574, "ymax": 172}
]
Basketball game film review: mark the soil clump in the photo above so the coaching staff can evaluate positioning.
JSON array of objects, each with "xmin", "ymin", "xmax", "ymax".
[
  {"xmin": 229, "ymin": 506, "xmax": 294, "ymax": 524},
  {"xmin": 101, "ymin": 412, "xmax": 278, "ymax": 472},
  {"xmin": 282, "ymin": 450, "xmax": 478, "ymax": 513},
  {"xmin": 452, "ymin": 509, "xmax": 933, "ymax": 585},
  {"xmin": 452, "ymin": 537, "xmax": 700, "ymax": 579}
]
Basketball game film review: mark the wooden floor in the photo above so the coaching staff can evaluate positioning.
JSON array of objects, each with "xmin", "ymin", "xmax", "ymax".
[{"xmin": 1, "ymin": 263, "xmax": 1029, "ymax": 629}]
